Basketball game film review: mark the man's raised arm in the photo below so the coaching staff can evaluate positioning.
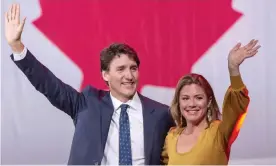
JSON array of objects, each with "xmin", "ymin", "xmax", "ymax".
[{"xmin": 4, "ymin": 3, "xmax": 85, "ymax": 119}]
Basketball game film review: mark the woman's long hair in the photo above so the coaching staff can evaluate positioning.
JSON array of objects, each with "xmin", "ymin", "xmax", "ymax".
[{"xmin": 170, "ymin": 73, "xmax": 221, "ymax": 129}]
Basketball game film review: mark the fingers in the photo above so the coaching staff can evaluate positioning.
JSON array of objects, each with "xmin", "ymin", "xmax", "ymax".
[
  {"xmin": 6, "ymin": 3, "xmax": 21, "ymax": 23},
  {"xmin": 11, "ymin": 4, "xmax": 16, "ymax": 20},
  {"xmin": 16, "ymin": 4, "xmax": 20, "ymax": 23},
  {"xmin": 19, "ymin": 17, "xmax": 27, "ymax": 31},
  {"xmin": 250, "ymin": 50, "xmax": 258, "ymax": 56},
  {"xmin": 5, "ymin": 12, "xmax": 9, "ymax": 23},
  {"xmin": 246, "ymin": 50, "xmax": 258, "ymax": 58},
  {"xmin": 246, "ymin": 39, "xmax": 260, "ymax": 55},
  {"xmin": 251, "ymin": 44, "xmax": 261, "ymax": 52},
  {"xmin": 244, "ymin": 39, "xmax": 258, "ymax": 50},
  {"xmin": 243, "ymin": 39, "xmax": 254, "ymax": 50},
  {"xmin": 232, "ymin": 42, "xmax": 241, "ymax": 51},
  {"xmin": 246, "ymin": 44, "xmax": 261, "ymax": 58},
  {"xmin": 8, "ymin": 4, "xmax": 12, "ymax": 21}
]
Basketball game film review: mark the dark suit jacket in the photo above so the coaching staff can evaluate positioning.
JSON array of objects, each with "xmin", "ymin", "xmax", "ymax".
[{"xmin": 11, "ymin": 50, "xmax": 175, "ymax": 165}]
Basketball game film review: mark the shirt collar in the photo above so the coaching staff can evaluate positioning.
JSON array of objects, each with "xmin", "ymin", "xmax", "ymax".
[{"xmin": 110, "ymin": 91, "xmax": 141, "ymax": 112}]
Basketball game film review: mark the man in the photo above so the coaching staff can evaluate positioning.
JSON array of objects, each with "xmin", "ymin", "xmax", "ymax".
[{"xmin": 4, "ymin": 3, "xmax": 175, "ymax": 165}]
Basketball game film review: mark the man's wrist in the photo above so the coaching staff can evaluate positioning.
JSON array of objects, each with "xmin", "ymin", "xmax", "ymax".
[{"xmin": 10, "ymin": 41, "xmax": 24, "ymax": 54}]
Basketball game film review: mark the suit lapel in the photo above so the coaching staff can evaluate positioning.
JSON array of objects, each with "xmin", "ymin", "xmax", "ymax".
[
  {"xmin": 99, "ymin": 92, "xmax": 157, "ymax": 164},
  {"xmin": 139, "ymin": 94, "xmax": 156, "ymax": 165},
  {"xmin": 99, "ymin": 91, "xmax": 114, "ymax": 153}
]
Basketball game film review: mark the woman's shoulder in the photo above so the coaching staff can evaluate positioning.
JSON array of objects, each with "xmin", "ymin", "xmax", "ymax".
[
  {"xmin": 168, "ymin": 126, "xmax": 177, "ymax": 133},
  {"xmin": 205, "ymin": 120, "xmax": 222, "ymax": 134},
  {"xmin": 207, "ymin": 120, "xmax": 222, "ymax": 129},
  {"xmin": 167, "ymin": 126, "xmax": 183, "ymax": 136},
  {"xmin": 210, "ymin": 120, "xmax": 221, "ymax": 126}
]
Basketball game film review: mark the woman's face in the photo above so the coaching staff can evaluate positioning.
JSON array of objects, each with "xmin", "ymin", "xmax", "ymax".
[{"xmin": 179, "ymin": 84, "xmax": 209, "ymax": 124}]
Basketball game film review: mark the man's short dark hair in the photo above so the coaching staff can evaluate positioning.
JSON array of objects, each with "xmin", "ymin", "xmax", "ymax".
[{"xmin": 100, "ymin": 43, "xmax": 140, "ymax": 72}]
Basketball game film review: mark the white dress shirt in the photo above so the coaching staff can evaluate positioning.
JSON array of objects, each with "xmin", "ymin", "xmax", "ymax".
[
  {"xmin": 12, "ymin": 47, "xmax": 145, "ymax": 165},
  {"xmin": 12, "ymin": 46, "xmax": 27, "ymax": 61},
  {"xmin": 101, "ymin": 92, "xmax": 145, "ymax": 165}
]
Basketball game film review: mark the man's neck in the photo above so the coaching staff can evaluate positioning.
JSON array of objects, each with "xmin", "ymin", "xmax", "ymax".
[{"xmin": 110, "ymin": 91, "xmax": 136, "ymax": 103}]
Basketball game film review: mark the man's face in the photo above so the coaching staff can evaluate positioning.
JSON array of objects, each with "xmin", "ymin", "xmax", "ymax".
[{"xmin": 102, "ymin": 54, "xmax": 139, "ymax": 102}]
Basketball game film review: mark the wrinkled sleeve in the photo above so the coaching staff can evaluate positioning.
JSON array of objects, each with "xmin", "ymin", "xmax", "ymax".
[
  {"xmin": 218, "ymin": 75, "xmax": 250, "ymax": 143},
  {"xmin": 11, "ymin": 49, "xmax": 84, "ymax": 119}
]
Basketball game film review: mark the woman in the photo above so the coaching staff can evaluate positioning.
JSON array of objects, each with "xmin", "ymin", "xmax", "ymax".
[{"xmin": 161, "ymin": 39, "xmax": 261, "ymax": 165}]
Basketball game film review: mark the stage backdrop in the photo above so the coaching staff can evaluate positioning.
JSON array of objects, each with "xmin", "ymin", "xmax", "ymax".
[{"xmin": 1, "ymin": 0, "xmax": 276, "ymax": 164}]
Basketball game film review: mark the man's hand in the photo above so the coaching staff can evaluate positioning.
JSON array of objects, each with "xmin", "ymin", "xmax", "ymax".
[
  {"xmin": 5, "ymin": 3, "xmax": 26, "ymax": 53},
  {"xmin": 228, "ymin": 39, "xmax": 261, "ymax": 76}
]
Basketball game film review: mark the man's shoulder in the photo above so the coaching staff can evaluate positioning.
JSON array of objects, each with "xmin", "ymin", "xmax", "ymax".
[
  {"xmin": 80, "ymin": 85, "xmax": 109, "ymax": 99},
  {"xmin": 138, "ymin": 93, "xmax": 169, "ymax": 110}
]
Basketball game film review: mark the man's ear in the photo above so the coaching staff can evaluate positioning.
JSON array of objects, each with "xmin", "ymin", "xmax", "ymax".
[{"xmin": 102, "ymin": 70, "xmax": 109, "ymax": 82}]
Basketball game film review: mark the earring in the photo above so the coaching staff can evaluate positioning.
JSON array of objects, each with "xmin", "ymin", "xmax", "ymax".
[
  {"xmin": 180, "ymin": 116, "xmax": 183, "ymax": 127},
  {"xmin": 207, "ymin": 108, "xmax": 212, "ymax": 122}
]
